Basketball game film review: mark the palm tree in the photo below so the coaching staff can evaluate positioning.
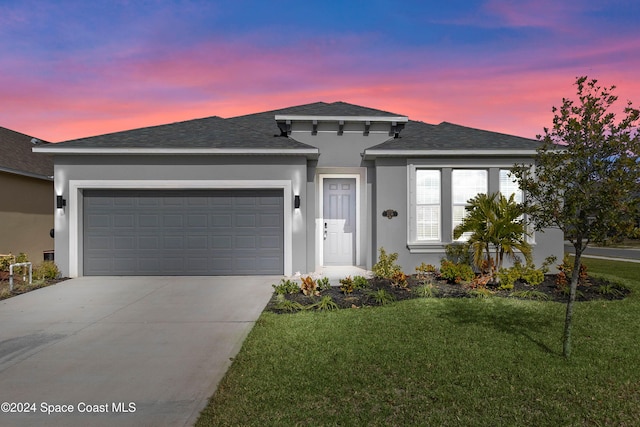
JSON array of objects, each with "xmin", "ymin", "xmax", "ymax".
[{"xmin": 453, "ymin": 192, "xmax": 531, "ymax": 279}]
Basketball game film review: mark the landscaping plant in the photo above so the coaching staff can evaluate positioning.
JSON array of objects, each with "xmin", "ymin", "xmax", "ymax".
[
  {"xmin": 512, "ymin": 76, "xmax": 640, "ymax": 358},
  {"xmin": 453, "ymin": 192, "xmax": 531, "ymax": 280},
  {"xmin": 372, "ymin": 247, "xmax": 401, "ymax": 279},
  {"xmin": 300, "ymin": 276, "xmax": 320, "ymax": 297}
]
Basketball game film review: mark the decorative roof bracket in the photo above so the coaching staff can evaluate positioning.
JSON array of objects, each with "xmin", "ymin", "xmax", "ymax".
[
  {"xmin": 312, "ymin": 120, "xmax": 318, "ymax": 135},
  {"xmin": 338, "ymin": 120, "xmax": 344, "ymax": 136},
  {"xmin": 364, "ymin": 120, "xmax": 370, "ymax": 136}
]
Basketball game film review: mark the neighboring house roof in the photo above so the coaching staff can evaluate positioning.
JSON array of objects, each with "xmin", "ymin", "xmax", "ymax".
[
  {"xmin": 0, "ymin": 127, "xmax": 53, "ymax": 180},
  {"xmin": 363, "ymin": 120, "xmax": 541, "ymax": 158},
  {"xmin": 32, "ymin": 101, "xmax": 540, "ymax": 158}
]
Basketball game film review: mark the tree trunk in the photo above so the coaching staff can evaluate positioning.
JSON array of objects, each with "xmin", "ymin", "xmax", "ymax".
[{"xmin": 562, "ymin": 248, "xmax": 583, "ymax": 358}]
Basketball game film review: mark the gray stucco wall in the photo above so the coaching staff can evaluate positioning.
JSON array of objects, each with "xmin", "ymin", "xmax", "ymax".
[
  {"xmin": 53, "ymin": 154, "xmax": 308, "ymax": 277},
  {"xmin": 373, "ymin": 156, "xmax": 564, "ymax": 273}
]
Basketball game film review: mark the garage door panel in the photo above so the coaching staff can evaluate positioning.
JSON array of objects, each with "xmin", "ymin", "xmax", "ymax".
[{"xmin": 83, "ymin": 189, "xmax": 283, "ymax": 275}]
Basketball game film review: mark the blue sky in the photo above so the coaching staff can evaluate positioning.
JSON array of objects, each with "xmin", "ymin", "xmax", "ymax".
[{"xmin": 1, "ymin": 0, "xmax": 639, "ymax": 141}]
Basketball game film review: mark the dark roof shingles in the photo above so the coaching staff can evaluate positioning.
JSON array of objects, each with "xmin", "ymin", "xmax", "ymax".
[
  {"xmin": 0, "ymin": 127, "xmax": 53, "ymax": 177},
  {"xmin": 367, "ymin": 121, "xmax": 540, "ymax": 151}
]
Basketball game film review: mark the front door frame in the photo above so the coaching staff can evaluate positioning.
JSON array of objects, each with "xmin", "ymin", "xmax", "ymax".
[{"xmin": 318, "ymin": 173, "xmax": 360, "ymax": 267}]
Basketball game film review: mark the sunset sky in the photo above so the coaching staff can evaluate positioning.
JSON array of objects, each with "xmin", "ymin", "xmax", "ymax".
[{"xmin": 1, "ymin": 0, "xmax": 639, "ymax": 142}]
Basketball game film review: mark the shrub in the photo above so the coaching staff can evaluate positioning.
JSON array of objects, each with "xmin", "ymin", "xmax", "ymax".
[
  {"xmin": 0, "ymin": 254, "xmax": 16, "ymax": 271},
  {"xmin": 367, "ymin": 289, "xmax": 396, "ymax": 305},
  {"xmin": 556, "ymin": 254, "xmax": 588, "ymax": 289},
  {"xmin": 339, "ymin": 276, "xmax": 355, "ymax": 295},
  {"xmin": 496, "ymin": 267, "xmax": 520, "ymax": 290},
  {"xmin": 34, "ymin": 261, "xmax": 60, "ymax": 280},
  {"xmin": 497, "ymin": 261, "xmax": 545, "ymax": 289},
  {"xmin": 390, "ymin": 271, "xmax": 408, "ymax": 288},
  {"xmin": 307, "ymin": 295, "xmax": 339, "ymax": 311},
  {"xmin": 415, "ymin": 263, "xmax": 437, "ymax": 280},
  {"xmin": 300, "ymin": 276, "xmax": 320, "ymax": 297},
  {"xmin": 439, "ymin": 260, "xmax": 475, "ymax": 284},
  {"xmin": 372, "ymin": 247, "xmax": 401, "ymax": 279},
  {"xmin": 272, "ymin": 279, "xmax": 300, "ymax": 295},
  {"xmin": 444, "ymin": 243, "xmax": 472, "ymax": 265},
  {"xmin": 317, "ymin": 277, "xmax": 331, "ymax": 291},
  {"xmin": 353, "ymin": 275, "xmax": 370, "ymax": 290}
]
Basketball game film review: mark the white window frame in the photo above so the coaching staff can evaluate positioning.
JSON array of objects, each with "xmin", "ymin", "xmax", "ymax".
[{"xmin": 414, "ymin": 170, "xmax": 441, "ymax": 242}]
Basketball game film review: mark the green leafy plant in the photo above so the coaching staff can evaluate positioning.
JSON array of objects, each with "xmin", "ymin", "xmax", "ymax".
[
  {"xmin": 339, "ymin": 276, "xmax": 355, "ymax": 295},
  {"xmin": 453, "ymin": 192, "xmax": 531, "ymax": 279},
  {"xmin": 413, "ymin": 283, "xmax": 438, "ymax": 298},
  {"xmin": 439, "ymin": 260, "xmax": 475, "ymax": 284},
  {"xmin": 0, "ymin": 254, "xmax": 16, "ymax": 271},
  {"xmin": 353, "ymin": 275, "xmax": 370, "ymax": 290},
  {"xmin": 496, "ymin": 267, "xmax": 520, "ymax": 290},
  {"xmin": 444, "ymin": 243, "xmax": 472, "ymax": 265},
  {"xmin": 372, "ymin": 247, "xmax": 401, "ymax": 279},
  {"xmin": 367, "ymin": 289, "xmax": 396, "ymax": 305},
  {"xmin": 596, "ymin": 283, "xmax": 628, "ymax": 298},
  {"xmin": 272, "ymin": 279, "xmax": 300, "ymax": 295},
  {"xmin": 273, "ymin": 294, "xmax": 304, "ymax": 312},
  {"xmin": 469, "ymin": 287, "xmax": 495, "ymax": 299},
  {"xmin": 317, "ymin": 277, "xmax": 331, "ymax": 291},
  {"xmin": 300, "ymin": 276, "xmax": 320, "ymax": 297},
  {"xmin": 307, "ymin": 295, "xmax": 339, "ymax": 311},
  {"xmin": 415, "ymin": 263, "xmax": 437, "ymax": 280},
  {"xmin": 509, "ymin": 290, "xmax": 550, "ymax": 301},
  {"xmin": 34, "ymin": 261, "xmax": 60, "ymax": 280}
]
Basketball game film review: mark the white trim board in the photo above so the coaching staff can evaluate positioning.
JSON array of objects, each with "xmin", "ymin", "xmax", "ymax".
[{"xmin": 67, "ymin": 180, "xmax": 293, "ymax": 277}]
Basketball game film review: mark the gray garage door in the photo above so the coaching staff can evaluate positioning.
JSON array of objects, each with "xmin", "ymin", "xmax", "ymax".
[{"xmin": 83, "ymin": 189, "xmax": 284, "ymax": 275}]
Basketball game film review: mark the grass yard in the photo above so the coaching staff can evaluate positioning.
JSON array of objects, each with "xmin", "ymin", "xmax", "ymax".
[{"xmin": 196, "ymin": 258, "xmax": 640, "ymax": 426}]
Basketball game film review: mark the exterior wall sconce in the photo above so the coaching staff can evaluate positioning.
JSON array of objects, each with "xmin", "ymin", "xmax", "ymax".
[
  {"xmin": 56, "ymin": 195, "xmax": 67, "ymax": 209},
  {"xmin": 294, "ymin": 195, "xmax": 301, "ymax": 209}
]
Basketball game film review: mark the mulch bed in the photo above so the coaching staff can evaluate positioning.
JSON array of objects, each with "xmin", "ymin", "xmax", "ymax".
[{"xmin": 266, "ymin": 274, "xmax": 630, "ymax": 313}]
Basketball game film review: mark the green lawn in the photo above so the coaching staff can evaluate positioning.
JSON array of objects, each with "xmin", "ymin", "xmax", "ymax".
[{"xmin": 196, "ymin": 258, "xmax": 640, "ymax": 426}]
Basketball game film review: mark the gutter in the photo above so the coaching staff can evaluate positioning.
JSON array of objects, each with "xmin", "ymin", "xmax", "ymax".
[
  {"xmin": 0, "ymin": 165, "xmax": 53, "ymax": 181},
  {"xmin": 362, "ymin": 149, "xmax": 539, "ymax": 160},
  {"xmin": 32, "ymin": 146, "xmax": 320, "ymax": 159}
]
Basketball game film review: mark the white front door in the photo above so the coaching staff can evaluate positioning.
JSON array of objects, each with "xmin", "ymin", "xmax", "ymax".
[{"xmin": 323, "ymin": 178, "xmax": 356, "ymax": 265}]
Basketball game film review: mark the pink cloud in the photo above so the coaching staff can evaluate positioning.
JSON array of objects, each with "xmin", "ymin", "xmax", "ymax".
[{"xmin": 3, "ymin": 26, "xmax": 640, "ymax": 143}]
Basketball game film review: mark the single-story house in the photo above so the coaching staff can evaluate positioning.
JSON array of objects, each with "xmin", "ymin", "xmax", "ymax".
[
  {"xmin": 0, "ymin": 127, "xmax": 54, "ymax": 262},
  {"xmin": 33, "ymin": 102, "xmax": 563, "ymax": 277}
]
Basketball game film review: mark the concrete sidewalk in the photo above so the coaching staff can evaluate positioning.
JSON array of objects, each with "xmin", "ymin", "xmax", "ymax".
[{"xmin": 0, "ymin": 276, "xmax": 275, "ymax": 427}]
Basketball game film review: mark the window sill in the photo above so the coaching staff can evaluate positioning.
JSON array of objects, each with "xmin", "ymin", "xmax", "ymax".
[{"xmin": 407, "ymin": 242, "xmax": 447, "ymax": 253}]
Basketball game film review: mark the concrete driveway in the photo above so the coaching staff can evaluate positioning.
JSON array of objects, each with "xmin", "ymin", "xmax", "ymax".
[{"xmin": 0, "ymin": 276, "xmax": 275, "ymax": 427}]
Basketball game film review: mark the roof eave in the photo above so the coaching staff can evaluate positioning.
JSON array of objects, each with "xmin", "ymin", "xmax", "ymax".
[
  {"xmin": 0, "ymin": 166, "xmax": 53, "ymax": 181},
  {"xmin": 32, "ymin": 147, "xmax": 320, "ymax": 159},
  {"xmin": 362, "ymin": 149, "xmax": 539, "ymax": 160}
]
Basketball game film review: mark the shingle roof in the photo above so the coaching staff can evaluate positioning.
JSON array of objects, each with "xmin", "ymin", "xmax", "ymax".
[
  {"xmin": 33, "ymin": 101, "xmax": 539, "ymax": 155},
  {"xmin": 227, "ymin": 101, "xmax": 403, "ymax": 136},
  {"xmin": 366, "ymin": 120, "xmax": 541, "ymax": 152},
  {"xmin": 0, "ymin": 127, "xmax": 52, "ymax": 179},
  {"xmin": 44, "ymin": 116, "xmax": 314, "ymax": 150}
]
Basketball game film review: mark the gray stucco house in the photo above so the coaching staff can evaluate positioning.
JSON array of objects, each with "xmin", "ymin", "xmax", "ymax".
[{"xmin": 33, "ymin": 102, "xmax": 563, "ymax": 277}]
